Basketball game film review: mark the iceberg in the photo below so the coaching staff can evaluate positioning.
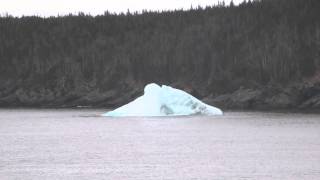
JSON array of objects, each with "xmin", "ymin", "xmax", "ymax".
[{"xmin": 102, "ymin": 83, "xmax": 223, "ymax": 117}]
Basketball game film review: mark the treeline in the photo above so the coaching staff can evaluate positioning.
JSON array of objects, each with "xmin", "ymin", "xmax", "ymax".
[{"xmin": 0, "ymin": 0, "xmax": 319, "ymax": 106}]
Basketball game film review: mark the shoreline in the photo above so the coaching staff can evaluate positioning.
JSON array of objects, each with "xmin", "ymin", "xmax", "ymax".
[{"xmin": 0, "ymin": 106, "xmax": 319, "ymax": 114}]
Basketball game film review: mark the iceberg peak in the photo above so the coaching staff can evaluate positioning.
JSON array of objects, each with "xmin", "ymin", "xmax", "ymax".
[
  {"xmin": 144, "ymin": 83, "xmax": 161, "ymax": 95},
  {"xmin": 102, "ymin": 83, "xmax": 223, "ymax": 117}
]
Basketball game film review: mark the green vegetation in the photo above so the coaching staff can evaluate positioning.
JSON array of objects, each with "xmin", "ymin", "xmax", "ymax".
[{"xmin": 0, "ymin": 0, "xmax": 319, "ymax": 107}]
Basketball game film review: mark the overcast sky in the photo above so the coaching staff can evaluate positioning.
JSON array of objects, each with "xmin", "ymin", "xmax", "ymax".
[{"xmin": 0, "ymin": 0, "xmax": 243, "ymax": 17}]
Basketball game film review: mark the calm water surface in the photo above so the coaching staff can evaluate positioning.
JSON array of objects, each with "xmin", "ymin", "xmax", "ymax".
[{"xmin": 0, "ymin": 109, "xmax": 319, "ymax": 180}]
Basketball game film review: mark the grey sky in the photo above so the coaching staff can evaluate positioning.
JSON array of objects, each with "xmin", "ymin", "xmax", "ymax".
[{"xmin": 0, "ymin": 0, "xmax": 243, "ymax": 17}]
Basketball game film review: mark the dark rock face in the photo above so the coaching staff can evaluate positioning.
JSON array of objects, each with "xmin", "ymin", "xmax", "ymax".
[
  {"xmin": 203, "ymin": 88, "xmax": 262, "ymax": 109},
  {"xmin": 300, "ymin": 95, "xmax": 320, "ymax": 108},
  {"xmin": 299, "ymin": 84, "xmax": 320, "ymax": 109},
  {"xmin": 203, "ymin": 83, "xmax": 320, "ymax": 111},
  {"xmin": 0, "ymin": 81, "xmax": 319, "ymax": 111},
  {"xmin": 265, "ymin": 93, "xmax": 294, "ymax": 109},
  {"xmin": 0, "ymin": 83, "xmax": 143, "ymax": 108}
]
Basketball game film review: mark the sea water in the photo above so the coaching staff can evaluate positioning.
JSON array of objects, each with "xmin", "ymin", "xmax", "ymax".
[{"xmin": 0, "ymin": 109, "xmax": 319, "ymax": 179}]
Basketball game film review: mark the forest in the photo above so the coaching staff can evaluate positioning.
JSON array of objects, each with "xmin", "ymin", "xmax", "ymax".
[{"xmin": 0, "ymin": 0, "xmax": 319, "ymax": 109}]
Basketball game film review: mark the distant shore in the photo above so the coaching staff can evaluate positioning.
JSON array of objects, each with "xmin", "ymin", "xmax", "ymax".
[
  {"xmin": 0, "ymin": 0, "xmax": 319, "ymax": 112},
  {"xmin": 1, "ymin": 82, "xmax": 319, "ymax": 114}
]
